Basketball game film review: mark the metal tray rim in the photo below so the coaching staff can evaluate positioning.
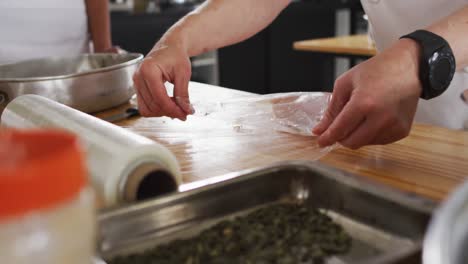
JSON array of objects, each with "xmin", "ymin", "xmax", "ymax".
[{"xmin": 99, "ymin": 161, "xmax": 436, "ymax": 220}]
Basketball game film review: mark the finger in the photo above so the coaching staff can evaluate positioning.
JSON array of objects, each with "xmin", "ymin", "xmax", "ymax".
[
  {"xmin": 338, "ymin": 117, "xmax": 379, "ymax": 149},
  {"xmin": 142, "ymin": 64, "xmax": 187, "ymax": 120},
  {"xmin": 133, "ymin": 72, "xmax": 163, "ymax": 116},
  {"xmin": 135, "ymin": 89, "xmax": 152, "ymax": 117},
  {"xmin": 135, "ymin": 79, "xmax": 163, "ymax": 117},
  {"xmin": 146, "ymin": 78, "xmax": 187, "ymax": 120},
  {"xmin": 133, "ymin": 73, "xmax": 152, "ymax": 116},
  {"xmin": 317, "ymin": 97, "xmax": 366, "ymax": 148},
  {"xmin": 175, "ymin": 96, "xmax": 195, "ymax": 115},
  {"xmin": 173, "ymin": 72, "xmax": 194, "ymax": 115},
  {"xmin": 174, "ymin": 80, "xmax": 195, "ymax": 115},
  {"xmin": 313, "ymin": 76, "xmax": 352, "ymax": 135}
]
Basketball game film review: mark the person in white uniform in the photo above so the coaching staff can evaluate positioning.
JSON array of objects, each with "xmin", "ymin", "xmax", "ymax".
[
  {"xmin": 0, "ymin": 0, "xmax": 115, "ymax": 65},
  {"xmin": 361, "ymin": 0, "xmax": 468, "ymax": 130},
  {"xmin": 132, "ymin": 0, "xmax": 468, "ymax": 149}
]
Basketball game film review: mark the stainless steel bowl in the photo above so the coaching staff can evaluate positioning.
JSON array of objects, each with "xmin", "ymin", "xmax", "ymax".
[
  {"xmin": 423, "ymin": 180, "xmax": 468, "ymax": 264},
  {"xmin": 0, "ymin": 53, "xmax": 143, "ymax": 113}
]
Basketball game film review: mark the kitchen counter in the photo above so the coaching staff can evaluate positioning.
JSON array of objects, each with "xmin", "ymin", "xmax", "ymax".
[{"xmin": 98, "ymin": 82, "xmax": 468, "ymax": 202}]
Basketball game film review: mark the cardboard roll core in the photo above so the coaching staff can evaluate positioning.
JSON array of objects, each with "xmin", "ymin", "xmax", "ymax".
[{"xmin": 121, "ymin": 162, "xmax": 177, "ymax": 202}]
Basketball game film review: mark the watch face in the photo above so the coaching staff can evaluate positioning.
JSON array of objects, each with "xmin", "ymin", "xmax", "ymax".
[{"xmin": 429, "ymin": 50, "xmax": 455, "ymax": 92}]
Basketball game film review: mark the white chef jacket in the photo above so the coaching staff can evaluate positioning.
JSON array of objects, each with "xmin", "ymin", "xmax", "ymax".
[
  {"xmin": 0, "ymin": 0, "xmax": 90, "ymax": 65},
  {"xmin": 361, "ymin": 0, "xmax": 468, "ymax": 129}
]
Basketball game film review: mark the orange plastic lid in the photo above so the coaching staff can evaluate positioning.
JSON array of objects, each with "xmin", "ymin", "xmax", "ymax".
[{"xmin": 0, "ymin": 129, "xmax": 87, "ymax": 220}]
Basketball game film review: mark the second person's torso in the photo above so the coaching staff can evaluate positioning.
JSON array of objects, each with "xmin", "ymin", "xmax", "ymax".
[{"xmin": 0, "ymin": 0, "xmax": 89, "ymax": 65}]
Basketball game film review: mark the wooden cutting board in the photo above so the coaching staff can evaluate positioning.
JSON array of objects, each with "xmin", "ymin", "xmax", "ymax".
[{"xmin": 97, "ymin": 82, "xmax": 468, "ymax": 202}]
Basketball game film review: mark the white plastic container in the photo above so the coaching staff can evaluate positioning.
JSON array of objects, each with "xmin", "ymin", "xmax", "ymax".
[{"xmin": 0, "ymin": 129, "xmax": 96, "ymax": 264}]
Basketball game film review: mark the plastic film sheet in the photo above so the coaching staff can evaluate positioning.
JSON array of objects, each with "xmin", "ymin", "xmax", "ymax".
[
  {"xmin": 191, "ymin": 92, "xmax": 331, "ymax": 136},
  {"xmin": 129, "ymin": 91, "xmax": 336, "ymax": 181}
]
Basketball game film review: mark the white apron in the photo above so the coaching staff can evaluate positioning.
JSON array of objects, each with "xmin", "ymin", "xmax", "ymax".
[
  {"xmin": 0, "ymin": 0, "xmax": 89, "ymax": 65},
  {"xmin": 361, "ymin": 0, "xmax": 468, "ymax": 129}
]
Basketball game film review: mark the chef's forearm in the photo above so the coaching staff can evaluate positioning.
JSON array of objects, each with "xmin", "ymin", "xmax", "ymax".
[
  {"xmin": 155, "ymin": 0, "xmax": 291, "ymax": 56},
  {"xmin": 427, "ymin": 5, "xmax": 468, "ymax": 69},
  {"xmin": 85, "ymin": 0, "xmax": 113, "ymax": 52}
]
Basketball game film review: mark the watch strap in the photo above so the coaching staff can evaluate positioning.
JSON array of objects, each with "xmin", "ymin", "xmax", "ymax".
[
  {"xmin": 401, "ymin": 30, "xmax": 448, "ymax": 60},
  {"xmin": 400, "ymin": 30, "xmax": 454, "ymax": 99}
]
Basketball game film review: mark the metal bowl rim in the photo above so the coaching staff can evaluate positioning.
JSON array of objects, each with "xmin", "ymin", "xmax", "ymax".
[{"xmin": 0, "ymin": 53, "xmax": 143, "ymax": 83}]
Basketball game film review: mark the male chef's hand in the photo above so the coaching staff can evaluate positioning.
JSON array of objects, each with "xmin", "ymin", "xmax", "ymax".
[
  {"xmin": 133, "ymin": 44, "xmax": 193, "ymax": 120},
  {"xmin": 313, "ymin": 39, "xmax": 423, "ymax": 149}
]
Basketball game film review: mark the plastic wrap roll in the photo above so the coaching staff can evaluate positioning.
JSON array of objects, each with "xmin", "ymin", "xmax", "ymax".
[{"xmin": 1, "ymin": 95, "xmax": 181, "ymax": 208}]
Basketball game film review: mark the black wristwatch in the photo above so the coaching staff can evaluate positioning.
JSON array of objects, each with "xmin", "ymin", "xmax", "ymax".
[{"xmin": 400, "ymin": 30, "xmax": 456, "ymax": 100}]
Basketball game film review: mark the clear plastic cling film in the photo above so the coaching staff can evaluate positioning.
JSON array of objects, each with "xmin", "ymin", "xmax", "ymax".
[{"xmin": 191, "ymin": 92, "xmax": 332, "ymax": 136}]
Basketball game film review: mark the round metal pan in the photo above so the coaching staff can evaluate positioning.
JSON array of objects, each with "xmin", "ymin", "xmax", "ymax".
[{"xmin": 0, "ymin": 53, "xmax": 143, "ymax": 114}]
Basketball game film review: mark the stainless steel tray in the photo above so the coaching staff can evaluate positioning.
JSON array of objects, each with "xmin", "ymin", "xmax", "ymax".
[
  {"xmin": 98, "ymin": 161, "xmax": 436, "ymax": 264},
  {"xmin": 0, "ymin": 53, "xmax": 142, "ymax": 114}
]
